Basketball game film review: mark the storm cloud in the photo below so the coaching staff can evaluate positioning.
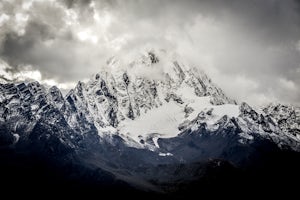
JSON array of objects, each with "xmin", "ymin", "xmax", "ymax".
[{"xmin": 0, "ymin": 0, "xmax": 299, "ymax": 106}]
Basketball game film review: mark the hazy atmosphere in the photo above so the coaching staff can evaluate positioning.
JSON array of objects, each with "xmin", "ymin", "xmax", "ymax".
[{"xmin": 0, "ymin": 0, "xmax": 300, "ymax": 106}]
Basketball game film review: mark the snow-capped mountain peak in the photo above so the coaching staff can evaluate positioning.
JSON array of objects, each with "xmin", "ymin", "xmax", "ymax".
[{"xmin": 62, "ymin": 50, "xmax": 238, "ymax": 148}]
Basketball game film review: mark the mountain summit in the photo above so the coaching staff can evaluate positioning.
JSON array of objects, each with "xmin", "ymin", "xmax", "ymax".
[{"xmin": 63, "ymin": 49, "xmax": 237, "ymax": 148}]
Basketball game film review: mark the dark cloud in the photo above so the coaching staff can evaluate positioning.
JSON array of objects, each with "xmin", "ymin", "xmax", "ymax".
[
  {"xmin": 0, "ymin": 0, "xmax": 299, "ymax": 105},
  {"xmin": 61, "ymin": 0, "xmax": 93, "ymax": 9},
  {"xmin": 1, "ymin": 21, "xmax": 54, "ymax": 66}
]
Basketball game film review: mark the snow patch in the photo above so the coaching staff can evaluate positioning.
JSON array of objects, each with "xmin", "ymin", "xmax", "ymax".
[
  {"xmin": 13, "ymin": 134, "xmax": 20, "ymax": 144},
  {"xmin": 159, "ymin": 152, "xmax": 173, "ymax": 156},
  {"xmin": 239, "ymin": 132, "xmax": 254, "ymax": 140},
  {"xmin": 31, "ymin": 104, "xmax": 39, "ymax": 111},
  {"xmin": 153, "ymin": 137, "xmax": 160, "ymax": 148},
  {"xmin": 118, "ymin": 101, "xmax": 185, "ymax": 143}
]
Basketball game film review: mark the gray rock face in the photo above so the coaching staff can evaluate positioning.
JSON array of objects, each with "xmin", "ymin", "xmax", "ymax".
[
  {"xmin": 263, "ymin": 103, "xmax": 300, "ymax": 138},
  {"xmin": 0, "ymin": 81, "xmax": 79, "ymax": 149}
]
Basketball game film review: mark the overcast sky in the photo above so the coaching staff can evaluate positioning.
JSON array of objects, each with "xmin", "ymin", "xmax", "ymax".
[{"xmin": 0, "ymin": 0, "xmax": 299, "ymax": 106}]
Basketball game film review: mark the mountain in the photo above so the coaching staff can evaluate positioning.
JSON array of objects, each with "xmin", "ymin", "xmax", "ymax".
[
  {"xmin": 0, "ymin": 49, "xmax": 300, "ymax": 197},
  {"xmin": 63, "ymin": 50, "xmax": 236, "ymax": 148},
  {"xmin": 62, "ymin": 49, "xmax": 300, "ymax": 152}
]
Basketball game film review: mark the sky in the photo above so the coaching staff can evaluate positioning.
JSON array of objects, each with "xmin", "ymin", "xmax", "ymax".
[{"xmin": 0, "ymin": 0, "xmax": 299, "ymax": 106}]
